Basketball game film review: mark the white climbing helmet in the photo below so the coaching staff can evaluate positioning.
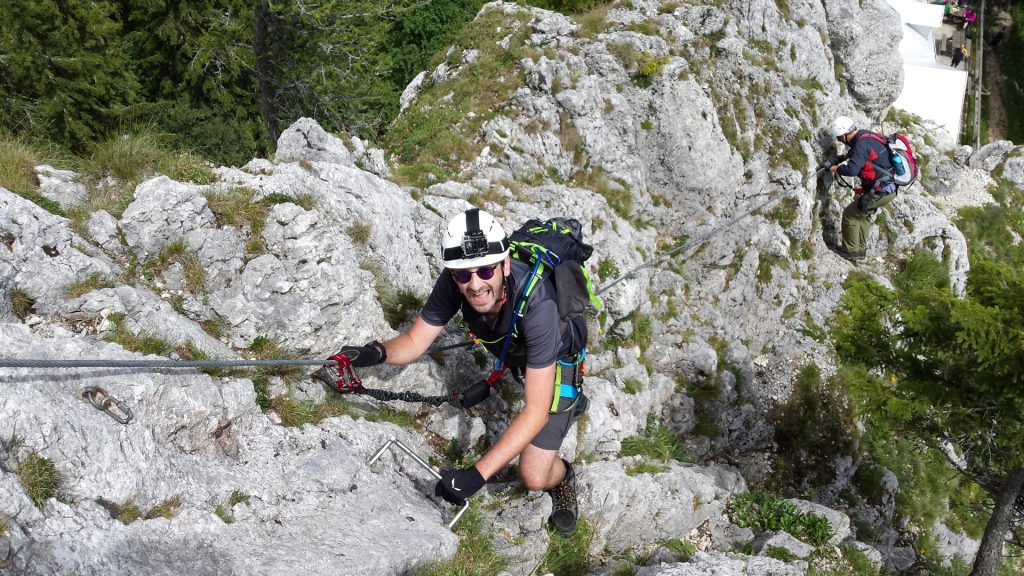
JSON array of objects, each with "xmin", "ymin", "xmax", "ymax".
[
  {"xmin": 829, "ymin": 115, "xmax": 857, "ymax": 140},
  {"xmin": 440, "ymin": 208, "xmax": 509, "ymax": 269}
]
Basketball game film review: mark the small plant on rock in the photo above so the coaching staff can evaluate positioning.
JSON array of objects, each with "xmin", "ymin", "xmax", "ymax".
[
  {"xmin": 146, "ymin": 496, "xmax": 182, "ymax": 519},
  {"xmin": 64, "ymin": 272, "xmax": 116, "ymax": 298},
  {"xmin": 16, "ymin": 452, "xmax": 62, "ymax": 508},
  {"xmin": 10, "ymin": 288, "xmax": 36, "ymax": 320},
  {"xmin": 620, "ymin": 416, "xmax": 687, "ymax": 462}
]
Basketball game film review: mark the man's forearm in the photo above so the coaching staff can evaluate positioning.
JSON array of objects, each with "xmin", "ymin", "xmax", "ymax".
[{"xmin": 379, "ymin": 316, "xmax": 443, "ymax": 365}]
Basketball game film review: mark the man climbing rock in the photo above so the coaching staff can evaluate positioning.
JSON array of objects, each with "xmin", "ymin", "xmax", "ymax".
[
  {"xmin": 327, "ymin": 208, "xmax": 588, "ymax": 536},
  {"xmin": 828, "ymin": 115, "xmax": 899, "ymax": 261}
]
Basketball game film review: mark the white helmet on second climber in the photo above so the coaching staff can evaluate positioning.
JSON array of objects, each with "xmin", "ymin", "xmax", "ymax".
[
  {"xmin": 829, "ymin": 115, "xmax": 857, "ymax": 140},
  {"xmin": 440, "ymin": 208, "xmax": 509, "ymax": 269}
]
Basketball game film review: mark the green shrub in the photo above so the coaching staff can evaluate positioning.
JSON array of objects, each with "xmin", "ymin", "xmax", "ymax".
[
  {"xmin": 635, "ymin": 54, "xmax": 670, "ymax": 88},
  {"xmin": 620, "ymin": 416, "xmax": 687, "ymax": 461},
  {"xmin": 16, "ymin": 452, "xmax": 62, "ymax": 508},
  {"xmin": 768, "ymin": 364, "xmax": 856, "ymax": 490},
  {"xmin": 730, "ymin": 491, "xmax": 833, "ymax": 546},
  {"xmin": 893, "ymin": 250, "xmax": 949, "ymax": 293}
]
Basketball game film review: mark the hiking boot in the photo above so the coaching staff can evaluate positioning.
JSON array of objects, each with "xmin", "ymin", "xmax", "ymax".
[
  {"xmin": 547, "ymin": 458, "xmax": 578, "ymax": 537},
  {"xmin": 833, "ymin": 247, "xmax": 866, "ymax": 261}
]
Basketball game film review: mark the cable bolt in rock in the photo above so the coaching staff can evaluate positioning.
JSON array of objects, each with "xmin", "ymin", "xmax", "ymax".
[
  {"xmin": 82, "ymin": 386, "xmax": 134, "ymax": 425},
  {"xmin": 367, "ymin": 437, "xmax": 470, "ymax": 529}
]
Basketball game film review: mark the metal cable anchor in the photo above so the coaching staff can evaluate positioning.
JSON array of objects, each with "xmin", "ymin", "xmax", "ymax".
[
  {"xmin": 82, "ymin": 386, "xmax": 134, "ymax": 425},
  {"xmin": 368, "ymin": 437, "xmax": 469, "ymax": 529}
]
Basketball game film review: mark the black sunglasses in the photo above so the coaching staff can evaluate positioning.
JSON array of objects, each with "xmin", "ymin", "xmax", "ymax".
[{"xmin": 451, "ymin": 264, "xmax": 500, "ymax": 284}]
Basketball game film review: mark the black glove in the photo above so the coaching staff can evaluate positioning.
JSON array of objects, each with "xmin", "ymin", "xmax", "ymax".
[
  {"xmin": 334, "ymin": 341, "xmax": 387, "ymax": 368},
  {"xmin": 455, "ymin": 378, "xmax": 491, "ymax": 409},
  {"xmin": 435, "ymin": 467, "xmax": 485, "ymax": 505}
]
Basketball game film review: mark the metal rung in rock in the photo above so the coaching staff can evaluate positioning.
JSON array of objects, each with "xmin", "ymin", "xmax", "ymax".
[{"xmin": 367, "ymin": 437, "xmax": 470, "ymax": 529}]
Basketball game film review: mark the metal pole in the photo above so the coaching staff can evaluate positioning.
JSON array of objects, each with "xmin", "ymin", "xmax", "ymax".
[
  {"xmin": 367, "ymin": 437, "xmax": 470, "ymax": 529},
  {"xmin": 975, "ymin": 0, "xmax": 986, "ymax": 148}
]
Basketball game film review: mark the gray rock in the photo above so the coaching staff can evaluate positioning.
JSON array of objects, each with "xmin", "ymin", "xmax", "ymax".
[
  {"xmin": 35, "ymin": 164, "xmax": 87, "ymax": 210},
  {"xmin": 119, "ymin": 176, "xmax": 216, "ymax": 260},
  {"xmin": 752, "ymin": 531, "xmax": 815, "ymax": 559},
  {"xmin": 968, "ymin": 140, "xmax": 1016, "ymax": 171},
  {"xmin": 1, "ymin": 189, "xmax": 121, "ymax": 316},
  {"xmin": 1001, "ymin": 154, "xmax": 1024, "ymax": 189},
  {"xmin": 581, "ymin": 461, "xmax": 745, "ymax": 553},
  {"xmin": 635, "ymin": 550, "xmax": 804, "ymax": 576},
  {"xmin": 274, "ymin": 117, "xmax": 353, "ymax": 166},
  {"xmin": 825, "ymin": 0, "xmax": 904, "ymax": 114}
]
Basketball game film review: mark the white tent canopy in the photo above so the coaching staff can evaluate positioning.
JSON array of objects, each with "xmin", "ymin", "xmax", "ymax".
[{"xmin": 887, "ymin": 0, "xmax": 966, "ymax": 146}]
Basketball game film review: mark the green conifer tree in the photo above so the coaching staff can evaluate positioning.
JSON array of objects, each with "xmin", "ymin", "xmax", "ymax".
[
  {"xmin": 834, "ymin": 257, "xmax": 1024, "ymax": 576},
  {"xmin": 0, "ymin": 0, "xmax": 138, "ymax": 149}
]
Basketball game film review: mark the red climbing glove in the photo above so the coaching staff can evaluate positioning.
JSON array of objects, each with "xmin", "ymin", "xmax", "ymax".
[
  {"xmin": 333, "ymin": 341, "xmax": 387, "ymax": 368},
  {"xmin": 435, "ymin": 467, "xmax": 485, "ymax": 505}
]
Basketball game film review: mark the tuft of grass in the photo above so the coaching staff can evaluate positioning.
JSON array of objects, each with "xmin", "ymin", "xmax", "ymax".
[
  {"xmin": 147, "ymin": 238, "xmax": 207, "ymax": 293},
  {"xmin": 114, "ymin": 499, "xmax": 144, "ymax": 524},
  {"xmin": 347, "ymin": 221, "xmax": 372, "ymax": 245},
  {"xmin": 82, "ymin": 128, "xmax": 215, "ymax": 217},
  {"xmin": 570, "ymin": 168, "xmax": 632, "ymax": 218},
  {"xmin": 416, "ymin": 506, "xmax": 508, "ymax": 576},
  {"xmin": 620, "ymin": 416, "xmax": 687, "ymax": 461},
  {"xmin": 0, "ymin": 513, "xmax": 9, "ymax": 537},
  {"xmin": 769, "ymin": 196, "xmax": 800, "ymax": 229},
  {"xmin": 540, "ymin": 518, "xmax": 594, "ymax": 576},
  {"xmin": 660, "ymin": 538, "xmax": 696, "ymax": 561},
  {"xmin": 64, "ymin": 272, "xmax": 117, "ymax": 298},
  {"xmin": 105, "ymin": 312, "xmax": 174, "ymax": 356},
  {"xmin": 214, "ymin": 504, "xmax": 235, "ymax": 524},
  {"xmin": 893, "ymin": 250, "xmax": 950, "ymax": 293},
  {"xmin": 10, "ymin": 288, "xmax": 37, "ymax": 320},
  {"xmin": 380, "ymin": 287, "xmax": 425, "ymax": 330},
  {"xmin": 622, "ymin": 377, "xmax": 643, "ymax": 395},
  {"xmin": 228, "ymin": 490, "xmax": 251, "ymax": 507},
  {"xmin": 206, "ymin": 187, "xmax": 266, "ymax": 228},
  {"xmin": 0, "ymin": 132, "xmax": 68, "ymax": 215},
  {"xmin": 146, "ymin": 496, "xmax": 182, "ymax": 519},
  {"xmin": 16, "ymin": 452, "xmax": 62, "ymax": 508}
]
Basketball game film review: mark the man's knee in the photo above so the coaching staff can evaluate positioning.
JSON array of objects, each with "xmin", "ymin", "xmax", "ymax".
[{"xmin": 519, "ymin": 469, "xmax": 550, "ymax": 492}]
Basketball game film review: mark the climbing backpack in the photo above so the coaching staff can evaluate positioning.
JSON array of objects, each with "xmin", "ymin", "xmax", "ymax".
[
  {"xmin": 493, "ymin": 217, "xmax": 603, "ymax": 370},
  {"xmin": 858, "ymin": 132, "xmax": 919, "ymax": 187}
]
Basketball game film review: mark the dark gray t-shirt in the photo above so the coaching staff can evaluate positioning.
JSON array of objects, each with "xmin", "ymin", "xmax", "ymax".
[{"xmin": 421, "ymin": 259, "xmax": 565, "ymax": 369}]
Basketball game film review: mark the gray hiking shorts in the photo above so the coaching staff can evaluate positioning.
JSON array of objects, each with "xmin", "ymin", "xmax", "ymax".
[{"xmin": 531, "ymin": 393, "xmax": 589, "ymax": 450}]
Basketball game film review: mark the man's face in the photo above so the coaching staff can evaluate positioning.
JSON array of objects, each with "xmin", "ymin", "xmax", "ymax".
[{"xmin": 451, "ymin": 257, "xmax": 509, "ymax": 315}]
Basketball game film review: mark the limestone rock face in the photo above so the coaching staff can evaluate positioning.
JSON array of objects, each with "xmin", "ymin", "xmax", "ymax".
[
  {"xmin": 824, "ymin": 0, "xmax": 904, "ymax": 114},
  {"xmin": 1, "ymin": 0, "xmax": 1018, "ymax": 570}
]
